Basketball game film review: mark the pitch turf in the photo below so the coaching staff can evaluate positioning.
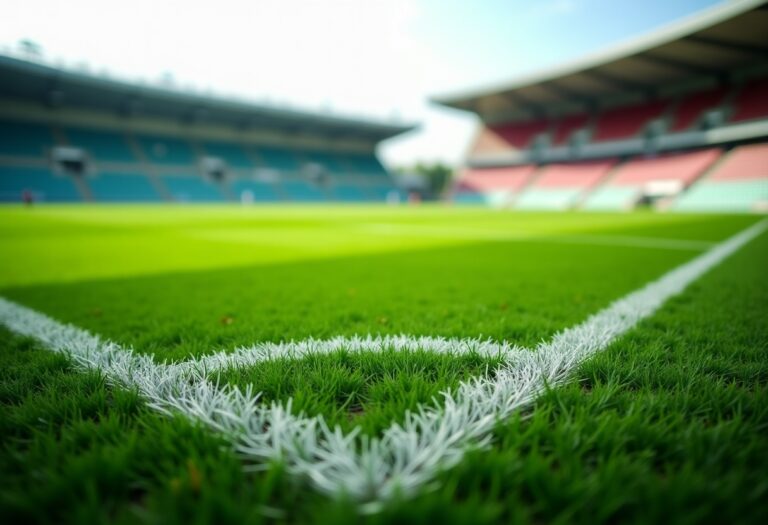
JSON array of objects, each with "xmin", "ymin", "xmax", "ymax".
[{"xmin": 0, "ymin": 205, "xmax": 766, "ymax": 523}]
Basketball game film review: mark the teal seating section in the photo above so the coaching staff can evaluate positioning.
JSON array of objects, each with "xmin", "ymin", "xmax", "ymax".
[
  {"xmin": 162, "ymin": 175, "xmax": 224, "ymax": 202},
  {"xmin": 331, "ymin": 184, "xmax": 367, "ymax": 201},
  {"xmin": 0, "ymin": 120, "xmax": 53, "ymax": 157},
  {"xmin": 0, "ymin": 166, "xmax": 80, "ymax": 202},
  {"xmin": 0, "ymin": 120, "xmax": 402, "ymax": 204},
  {"xmin": 282, "ymin": 180, "xmax": 326, "ymax": 201},
  {"xmin": 302, "ymin": 150, "xmax": 345, "ymax": 174},
  {"xmin": 66, "ymin": 127, "xmax": 136, "ymax": 163},
  {"xmin": 89, "ymin": 172, "xmax": 161, "ymax": 202},
  {"xmin": 255, "ymin": 146, "xmax": 300, "ymax": 172},
  {"xmin": 137, "ymin": 135, "xmax": 196, "ymax": 165},
  {"xmin": 230, "ymin": 179, "xmax": 280, "ymax": 202},
  {"xmin": 581, "ymin": 186, "xmax": 639, "ymax": 210},
  {"xmin": 453, "ymin": 191, "xmax": 487, "ymax": 204},
  {"xmin": 514, "ymin": 188, "xmax": 582, "ymax": 210},
  {"xmin": 346, "ymin": 154, "xmax": 387, "ymax": 175},
  {"xmin": 367, "ymin": 184, "xmax": 403, "ymax": 201},
  {"xmin": 203, "ymin": 142, "xmax": 253, "ymax": 168},
  {"xmin": 673, "ymin": 180, "xmax": 768, "ymax": 212}
]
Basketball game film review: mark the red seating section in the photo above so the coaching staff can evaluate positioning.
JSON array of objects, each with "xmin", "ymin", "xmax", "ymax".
[
  {"xmin": 670, "ymin": 87, "xmax": 727, "ymax": 132},
  {"xmin": 552, "ymin": 114, "xmax": 589, "ymax": 146},
  {"xmin": 533, "ymin": 160, "xmax": 615, "ymax": 188},
  {"xmin": 609, "ymin": 148, "xmax": 720, "ymax": 186},
  {"xmin": 468, "ymin": 80, "xmax": 768, "ymax": 158},
  {"xmin": 708, "ymin": 144, "xmax": 768, "ymax": 181},
  {"xmin": 487, "ymin": 121, "xmax": 549, "ymax": 149},
  {"xmin": 731, "ymin": 77, "xmax": 768, "ymax": 123},
  {"xmin": 593, "ymin": 101, "xmax": 668, "ymax": 141},
  {"xmin": 458, "ymin": 165, "xmax": 537, "ymax": 191}
]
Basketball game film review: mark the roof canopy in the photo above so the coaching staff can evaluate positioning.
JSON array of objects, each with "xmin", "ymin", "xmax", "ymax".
[
  {"xmin": 0, "ymin": 55, "xmax": 415, "ymax": 142},
  {"xmin": 433, "ymin": 0, "xmax": 768, "ymax": 122}
]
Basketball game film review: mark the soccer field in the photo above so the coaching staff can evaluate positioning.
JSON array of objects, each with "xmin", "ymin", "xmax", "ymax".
[{"xmin": 1, "ymin": 205, "xmax": 766, "ymax": 523}]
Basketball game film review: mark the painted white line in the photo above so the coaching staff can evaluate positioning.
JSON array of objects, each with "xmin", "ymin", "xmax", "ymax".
[{"xmin": 0, "ymin": 218, "xmax": 765, "ymax": 506}]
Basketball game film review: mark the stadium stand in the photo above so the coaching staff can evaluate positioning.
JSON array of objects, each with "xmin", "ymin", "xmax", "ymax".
[
  {"xmin": 137, "ymin": 135, "xmax": 196, "ymax": 166},
  {"xmin": 434, "ymin": 0, "xmax": 768, "ymax": 212},
  {"xmin": 669, "ymin": 87, "xmax": 727, "ymax": 132},
  {"xmin": 674, "ymin": 144, "xmax": 768, "ymax": 212},
  {"xmin": 229, "ymin": 179, "xmax": 281, "ymax": 202},
  {"xmin": 367, "ymin": 183, "xmax": 405, "ymax": 202},
  {"xmin": 202, "ymin": 142, "xmax": 254, "ymax": 169},
  {"xmin": 0, "ymin": 166, "xmax": 80, "ymax": 202},
  {"xmin": 253, "ymin": 145, "xmax": 301, "ymax": 173},
  {"xmin": 0, "ymin": 53, "xmax": 409, "ymax": 204},
  {"xmin": 0, "ymin": 120, "xmax": 53, "ymax": 157},
  {"xmin": 281, "ymin": 180, "xmax": 327, "ymax": 201},
  {"xmin": 610, "ymin": 149, "xmax": 719, "ymax": 186},
  {"xmin": 731, "ymin": 76, "xmax": 768, "ymax": 123},
  {"xmin": 453, "ymin": 165, "xmax": 535, "ymax": 205},
  {"xmin": 552, "ymin": 114, "xmax": 590, "ymax": 146},
  {"xmin": 345, "ymin": 153, "xmax": 389, "ymax": 176},
  {"xmin": 330, "ymin": 184, "xmax": 367, "ymax": 201},
  {"xmin": 583, "ymin": 149, "xmax": 720, "ymax": 210},
  {"xmin": 593, "ymin": 101, "xmax": 667, "ymax": 142},
  {"xmin": 301, "ymin": 149, "xmax": 346, "ymax": 174},
  {"xmin": 486, "ymin": 121, "xmax": 549, "ymax": 150},
  {"xmin": 64, "ymin": 127, "xmax": 137, "ymax": 163},
  {"xmin": 516, "ymin": 160, "xmax": 614, "ymax": 210},
  {"xmin": 161, "ymin": 175, "xmax": 224, "ymax": 202},
  {"xmin": 88, "ymin": 172, "xmax": 161, "ymax": 202}
]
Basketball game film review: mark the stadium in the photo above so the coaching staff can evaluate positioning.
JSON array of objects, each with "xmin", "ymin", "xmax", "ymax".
[
  {"xmin": 1, "ymin": 1, "xmax": 767, "ymax": 524},
  {"xmin": 438, "ymin": 0, "xmax": 768, "ymax": 212},
  {"xmin": 0, "ymin": 55, "xmax": 411, "ymax": 204}
]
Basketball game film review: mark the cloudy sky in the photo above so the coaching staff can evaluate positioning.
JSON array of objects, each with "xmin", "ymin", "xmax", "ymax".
[{"xmin": 1, "ymin": 0, "xmax": 726, "ymax": 167}]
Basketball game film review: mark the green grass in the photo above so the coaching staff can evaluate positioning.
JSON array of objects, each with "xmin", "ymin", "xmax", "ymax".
[{"xmin": 0, "ymin": 205, "xmax": 766, "ymax": 523}]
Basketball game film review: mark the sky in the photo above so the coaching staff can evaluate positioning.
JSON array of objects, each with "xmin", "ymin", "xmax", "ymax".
[{"xmin": 1, "ymin": 0, "xmax": 728, "ymax": 167}]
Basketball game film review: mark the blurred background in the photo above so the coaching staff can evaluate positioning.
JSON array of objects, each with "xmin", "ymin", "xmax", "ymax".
[{"xmin": 0, "ymin": 0, "xmax": 766, "ymax": 208}]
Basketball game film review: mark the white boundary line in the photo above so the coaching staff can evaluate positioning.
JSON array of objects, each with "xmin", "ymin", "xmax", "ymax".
[{"xmin": 0, "ymin": 218, "xmax": 765, "ymax": 507}]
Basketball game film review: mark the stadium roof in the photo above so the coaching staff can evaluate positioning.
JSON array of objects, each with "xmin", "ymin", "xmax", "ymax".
[
  {"xmin": 433, "ymin": 0, "xmax": 768, "ymax": 120},
  {"xmin": 0, "ymin": 54, "xmax": 415, "ymax": 142}
]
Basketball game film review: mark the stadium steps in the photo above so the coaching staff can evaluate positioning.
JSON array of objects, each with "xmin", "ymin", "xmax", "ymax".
[
  {"xmin": 669, "ymin": 87, "xmax": 728, "ymax": 132},
  {"xmin": 0, "ymin": 166, "xmax": 82, "ymax": 202},
  {"xmin": 593, "ymin": 101, "xmax": 668, "ymax": 142},
  {"xmin": 552, "ymin": 113, "xmax": 591, "ymax": 146},
  {"xmin": 147, "ymin": 173, "xmax": 173, "ymax": 202},
  {"xmin": 512, "ymin": 160, "xmax": 616, "ymax": 210},
  {"xmin": 229, "ymin": 178, "xmax": 281, "ymax": 202},
  {"xmin": 487, "ymin": 120, "xmax": 549, "ymax": 149},
  {"xmin": 672, "ymin": 144, "xmax": 768, "ymax": 212},
  {"xmin": 70, "ymin": 173, "xmax": 95, "ymax": 202},
  {"xmin": 507, "ymin": 165, "xmax": 546, "ymax": 207},
  {"xmin": 572, "ymin": 161, "xmax": 624, "ymax": 208},
  {"xmin": 218, "ymin": 180, "xmax": 236, "ymax": 201},
  {"xmin": 693, "ymin": 146, "xmax": 736, "ymax": 181},
  {"xmin": 125, "ymin": 134, "xmax": 172, "ymax": 202},
  {"xmin": 160, "ymin": 174, "xmax": 225, "ymax": 202}
]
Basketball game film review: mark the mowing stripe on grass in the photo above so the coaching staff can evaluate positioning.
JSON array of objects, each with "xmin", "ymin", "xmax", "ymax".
[
  {"xmin": 365, "ymin": 224, "xmax": 716, "ymax": 251},
  {"xmin": 0, "ymin": 218, "xmax": 765, "ymax": 508}
]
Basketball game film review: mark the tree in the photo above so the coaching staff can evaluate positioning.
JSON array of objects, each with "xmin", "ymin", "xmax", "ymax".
[{"xmin": 396, "ymin": 162, "xmax": 453, "ymax": 200}]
